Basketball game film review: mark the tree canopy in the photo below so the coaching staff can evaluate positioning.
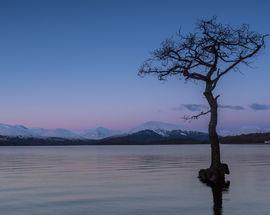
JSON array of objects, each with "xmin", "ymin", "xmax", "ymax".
[{"xmin": 139, "ymin": 17, "xmax": 267, "ymax": 92}]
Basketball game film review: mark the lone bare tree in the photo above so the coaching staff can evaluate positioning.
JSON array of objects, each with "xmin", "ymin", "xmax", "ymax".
[{"xmin": 139, "ymin": 17, "xmax": 267, "ymax": 186}]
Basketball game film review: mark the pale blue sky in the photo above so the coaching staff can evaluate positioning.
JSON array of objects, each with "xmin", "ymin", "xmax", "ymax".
[{"xmin": 0, "ymin": 0, "xmax": 269, "ymax": 131}]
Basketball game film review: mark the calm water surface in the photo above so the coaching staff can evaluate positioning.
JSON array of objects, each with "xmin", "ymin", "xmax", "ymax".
[{"xmin": 0, "ymin": 145, "xmax": 270, "ymax": 215}]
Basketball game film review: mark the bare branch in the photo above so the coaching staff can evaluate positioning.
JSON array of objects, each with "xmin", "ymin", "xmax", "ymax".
[
  {"xmin": 211, "ymin": 36, "xmax": 266, "ymax": 90},
  {"xmin": 139, "ymin": 17, "xmax": 267, "ymax": 87},
  {"xmin": 183, "ymin": 110, "xmax": 211, "ymax": 122}
]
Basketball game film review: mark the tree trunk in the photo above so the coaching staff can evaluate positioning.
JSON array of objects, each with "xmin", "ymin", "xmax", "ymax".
[
  {"xmin": 198, "ymin": 83, "xmax": 230, "ymax": 187},
  {"xmin": 204, "ymin": 90, "xmax": 221, "ymax": 168}
]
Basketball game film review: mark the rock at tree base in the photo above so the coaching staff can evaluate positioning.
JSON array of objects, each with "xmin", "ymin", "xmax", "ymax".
[{"xmin": 198, "ymin": 163, "xmax": 230, "ymax": 187}]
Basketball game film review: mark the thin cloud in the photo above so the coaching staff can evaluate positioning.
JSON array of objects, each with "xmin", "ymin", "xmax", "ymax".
[
  {"xmin": 219, "ymin": 105, "xmax": 245, "ymax": 110},
  {"xmin": 181, "ymin": 104, "xmax": 208, "ymax": 112},
  {"xmin": 249, "ymin": 103, "xmax": 270, "ymax": 111},
  {"xmin": 174, "ymin": 104, "xmax": 245, "ymax": 112}
]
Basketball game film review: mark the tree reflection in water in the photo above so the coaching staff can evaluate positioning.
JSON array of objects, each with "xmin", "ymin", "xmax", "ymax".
[{"xmin": 211, "ymin": 182, "xmax": 230, "ymax": 215}]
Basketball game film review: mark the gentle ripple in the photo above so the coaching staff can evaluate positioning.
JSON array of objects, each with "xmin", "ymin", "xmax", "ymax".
[{"xmin": 0, "ymin": 145, "xmax": 270, "ymax": 215}]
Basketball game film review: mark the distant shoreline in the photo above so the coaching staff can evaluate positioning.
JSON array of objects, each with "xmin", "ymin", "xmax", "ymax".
[
  {"xmin": 0, "ymin": 143, "xmax": 268, "ymax": 146},
  {"xmin": 0, "ymin": 132, "xmax": 269, "ymax": 146}
]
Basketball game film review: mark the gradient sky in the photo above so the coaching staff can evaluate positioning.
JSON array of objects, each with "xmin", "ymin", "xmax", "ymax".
[{"xmin": 0, "ymin": 0, "xmax": 269, "ymax": 131}]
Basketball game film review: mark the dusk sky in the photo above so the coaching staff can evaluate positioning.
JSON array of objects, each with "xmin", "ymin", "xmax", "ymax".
[{"xmin": 0, "ymin": 0, "xmax": 269, "ymax": 131}]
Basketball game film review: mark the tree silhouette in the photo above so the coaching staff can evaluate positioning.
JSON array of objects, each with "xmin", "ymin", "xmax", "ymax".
[{"xmin": 139, "ymin": 17, "xmax": 267, "ymax": 186}]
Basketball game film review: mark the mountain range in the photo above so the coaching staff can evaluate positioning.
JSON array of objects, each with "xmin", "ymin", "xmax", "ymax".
[
  {"xmin": 0, "ymin": 121, "xmax": 206, "ymax": 140},
  {"xmin": 0, "ymin": 121, "xmax": 269, "ymax": 145},
  {"xmin": 1, "ymin": 121, "xmax": 269, "ymax": 139}
]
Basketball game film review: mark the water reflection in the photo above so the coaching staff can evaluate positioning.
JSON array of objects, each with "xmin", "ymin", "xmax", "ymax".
[
  {"xmin": 212, "ymin": 185, "xmax": 223, "ymax": 215},
  {"xmin": 211, "ymin": 183, "xmax": 230, "ymax": 215},
  {"xmin": 0, "ymin": 145, "xmax": 270, "ymax": 215}
]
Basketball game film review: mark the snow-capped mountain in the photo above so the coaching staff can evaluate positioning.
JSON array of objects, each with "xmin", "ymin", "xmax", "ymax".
[
  {"xmin": 2, "ymin": 121, "xmax": 266, "ymax": 140},
  {"xmin": 0, "ymin": 124, "xmax": 33, "ymax": 137},
  {"xmin": 218, "ymin": 126, "xmax": 270, "ymax": 136},
  {"xmin": 30, "ymin": 128, "xmax": 84, "ymax": 139},
  {"xmin": 129, "ymin": 121, "xmax": 183, "ymax": 135},
  {"xmin": 0, "ymin": 124, "xmax": 122, "ymax": 140},
  {"xmin": 0, "ymin": 121, "xmax": 203, "ymax": 140},
  {"xmin": 0, "ymin": 124, "xmax": 84, "ymax": 139},
  {"xmin": 127, "ymin": 121, "xmax": 208, "ymax": 140},
  {"xmin": 80, "ymin": 127, "xmax": 122, "ymax": 139}
]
